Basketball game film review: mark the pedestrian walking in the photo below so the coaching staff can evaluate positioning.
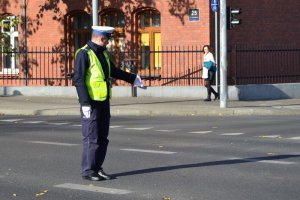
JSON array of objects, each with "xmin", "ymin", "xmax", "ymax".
[
  {"xmin": 202, "ymin": 45, "xmax": 219, "ymax": 101},
  {"xmin": 73, "ymin": 26, "xmax": 144, "ymax": 181}
]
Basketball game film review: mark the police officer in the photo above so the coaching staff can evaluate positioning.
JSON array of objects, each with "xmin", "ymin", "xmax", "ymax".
[{"xmin": 73, "ymin": 26, "xmax": 144, "ymax": 181}]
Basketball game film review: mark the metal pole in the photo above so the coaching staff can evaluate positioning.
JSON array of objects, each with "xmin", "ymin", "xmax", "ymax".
[
  {"xmin": 22, "ymin": 0, "xmax": 28, "ymax": 86},
  {"xmin": 92, "ymin": 0, "xmax": 98, "ymax": 26},
  {"xmin": 220, "ymin": 0, "xmax": 228, "ymax": 108},
  {"xmin": 215, "ymin": 11, "xmax": 219, "ymax": 94}
]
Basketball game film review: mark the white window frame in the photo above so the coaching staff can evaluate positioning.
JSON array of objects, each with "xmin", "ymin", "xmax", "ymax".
[{"xmin": 1, "ymin": 16, "xmax": 19, "ymax": 74}]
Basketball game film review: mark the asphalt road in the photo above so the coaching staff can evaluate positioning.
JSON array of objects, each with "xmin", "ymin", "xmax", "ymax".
[{"xmin": 0, "ymin": 115, "xmax": 299, "ymax": 200}]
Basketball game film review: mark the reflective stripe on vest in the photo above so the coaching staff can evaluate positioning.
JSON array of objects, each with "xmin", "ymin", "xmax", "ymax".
[{"xmin": 75, "ymin": 45, "xmax": 112, "ymax": 101}]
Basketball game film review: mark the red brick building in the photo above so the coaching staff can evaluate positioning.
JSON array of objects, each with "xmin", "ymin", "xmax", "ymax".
[{"xmin": 1, "ymin": 0, "xmax": 299, "ymax": 86}]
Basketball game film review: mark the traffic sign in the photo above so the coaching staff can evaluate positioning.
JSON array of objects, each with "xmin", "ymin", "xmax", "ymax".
[{"xmin": 211, "ymin": 0, "xmax": 219, "ymax": 12}]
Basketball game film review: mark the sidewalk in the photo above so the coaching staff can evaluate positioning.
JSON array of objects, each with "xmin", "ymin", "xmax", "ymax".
[{"xmin": 1, "ymin": 95, "xmax": 300, "ymax": 116}]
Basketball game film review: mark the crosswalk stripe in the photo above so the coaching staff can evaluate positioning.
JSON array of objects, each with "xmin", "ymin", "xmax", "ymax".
[
  {"xmin": 288, "ymin": 136, "xmax": 300, "ymax": 140},
  {"xmin": 124, "ymin": 127, "xmax": 153, "ymax": 131},
  {"xmin": 258, "ymin": 135, "xmax": 281, "ymax": 138},
  {"xmin": 22, "ymin": 121, "xmax": 45, "ymax": 124},
  {"xmin": 46, "ymin": 122, "xmax": 70, "ymax": 125},
  {"xmin": 0, "ymin": 119, "xmax": 23, "ymax": 122},
  {"xmin": 54, "ymin": 183, "xmax": 132, "ymax": 194},
  {"xmin": 220, "ymin": 133, "xmax": 244, "ymax": 136},
  {"xmin": 188, "ymin": 131, "xmax": 212, "ymax": 134},
  {"xmin": 120, "ymin": 148, "xmax": 176, "ymax": 154},
  {"xmin": 257, "ymin": 160, "xmax": 296, "ymax": 164},
  {"xmin": 110, "ymin": 125, "xmax": 122, "ymax": 128},
  {"xmin": 230, "ymin": 158, "xmax": 296, "ymax": 165},
  {"xmin": 29, "ymin": 141, "xmax": 79, "ymax": 146},
  {"xmin": 155, "ymin": 130, "xmax": 178, "ymax": 132}
]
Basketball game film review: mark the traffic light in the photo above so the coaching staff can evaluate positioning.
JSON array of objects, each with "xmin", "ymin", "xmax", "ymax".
[{"xmin": 227, "ymin": 6, "xmax": 241, "ymax": 30}]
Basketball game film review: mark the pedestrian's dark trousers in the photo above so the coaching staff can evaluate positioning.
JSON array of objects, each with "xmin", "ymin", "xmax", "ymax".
[
  {"xmin": 80, "ymin": 100, "xmax": 110, "ymax": 176},
  {"xmin": 205, "ymin": 70, "xmax": 217, "ymax": 98}
]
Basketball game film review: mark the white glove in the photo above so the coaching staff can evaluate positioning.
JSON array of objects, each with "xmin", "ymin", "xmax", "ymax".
[
  {"xmin": 134, "ymin": 74, "xmax": 144, "ymax": 87},
  {"xmin": 81, "ymin": 105, "xmax": 91, "ymax": 119}
]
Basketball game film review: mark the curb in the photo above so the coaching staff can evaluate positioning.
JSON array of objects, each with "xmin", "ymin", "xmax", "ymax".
[{"xmin": 1, "ymin": 107, "xmax": 300, "ymax": 116}]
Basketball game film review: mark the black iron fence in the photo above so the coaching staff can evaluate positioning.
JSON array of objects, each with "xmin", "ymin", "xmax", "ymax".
[
  {"xmin": 1, "ymin": 44, "xmax": 299, "ymax": 86},
  {"xmin": 0, "ymin": 47, "xmax": 71, "ymax": 86},
  {"xmin": 228, "ymin": 44, "xmax": 300, "ymax": 85}
]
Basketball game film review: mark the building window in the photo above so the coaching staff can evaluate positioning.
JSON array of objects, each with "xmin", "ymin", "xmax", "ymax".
[
  {"xmin": 0, "ymin": 16, "xmax": 19, "ymax": 74},
  {"xmin": 66, "ymin": 11, "xmax": 91, "ymax": 75},
  {"xmin": 102, "ymin": 10, "xmax": 125, "ymax": 28},
  {"xmin": 68, "ymin": 12, "xmax": 91, "ymax": 52},
  {"xmin": 137, "ymin": 9, "xmax": 161, "ymax": 72},
  {"xmin": 100, "ymin": 9, "xmax": 126, "ymax": 67}
]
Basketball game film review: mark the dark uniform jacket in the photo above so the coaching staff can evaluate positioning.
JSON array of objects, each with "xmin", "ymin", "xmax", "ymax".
[{"xmin": 73, "ymin": 41, "xmax": 136, "ymax": 105}]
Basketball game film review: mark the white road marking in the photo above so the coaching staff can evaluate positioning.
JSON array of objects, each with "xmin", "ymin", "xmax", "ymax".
[
  {"xmin": 70, "ymin": 124, "xmax": 82, "ymax": 127},
  {"xmin": 0, "ymin": 119, "xmax": 22, "ymax": 122},
  {"xmin": 258, "ymin": 135, "xmax": 281, "ymax": 139},
  {"xmin": 22, "ymin": 121, "xmax": 45, "ymax": 124},
  {"xmin": 220, "ymin": 133, "xmax": 245, "ymax": 136},
  {"xmin": 120, "ymin": 148, "xmax": 176, "ymax": 154},
  {"xmin": 188, "ymin": 131, "xmax": 212, "ymax": 134},
  {"xmin": 54, "ymin": 183, "xmax": 132, "ymax": 195},
  {"xmin": 230, "ymin": 158, "xmax": 296, "ymax": 165},
  {"xmin": 155, "ymin": 129, "xmax": 178, "ymax": 132},
  {"xmin": 46, "ymin": 122, "xmax": 70, "ymax": 125},
  {"xmin": 124, "ymin": 127, "xmax": 153, "ymax": 131},
  {"xmin": 29, "ymin": 141, "xmax": 79, "ymax": 146},
  {"xmin": 110, "ymin": 125, "xmax": 122, "ymax": 129},
  {"xmin": 257, "ymin": 160, "xmax": 296, "ymax": 164},
  {"xmin": 288, "ymin": 136, "xmax": 300, "ymax": 140}
]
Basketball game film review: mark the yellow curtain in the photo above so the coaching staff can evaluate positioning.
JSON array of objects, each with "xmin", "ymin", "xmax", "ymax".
[
  {"xmin": 154, "ymin": 33, "xmax": 161, "ymax": 68},
  {"xmin": 141, "ymin": 33, "xmax": 149, "ymax": 46}
]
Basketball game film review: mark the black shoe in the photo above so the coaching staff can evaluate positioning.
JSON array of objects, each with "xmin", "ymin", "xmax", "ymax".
[
  {"xmin": 98, "ymin": 169, "xmax": 114, "ymax": 180},
  {"xmin": 214, "ymin": 93, "xmax": 219, "ymax": 101},
  {"xmin": 82, "ymin": 173, "xmax": 102, "ymax": 181},
  {"xmin": 203, "ymin": 98, "xmax": 211, "ymax": 102}
]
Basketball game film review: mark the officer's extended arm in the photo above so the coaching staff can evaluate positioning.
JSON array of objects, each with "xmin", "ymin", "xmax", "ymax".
[{"xmin": 110, "ymin": 61, "xmax": 137, "ymax": 84}]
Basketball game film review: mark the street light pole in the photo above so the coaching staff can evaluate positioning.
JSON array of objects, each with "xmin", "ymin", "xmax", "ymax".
[
  {"xmin": 92, "ymin": 0, "xmax": 98, "ymax": 26},
  {"xmin": 220, "ymin": 0, "xmax": 228, "ymax": 108},
  {"xmin": 215, "ymin": 11, "xmax": 219, "ymax": 95}
]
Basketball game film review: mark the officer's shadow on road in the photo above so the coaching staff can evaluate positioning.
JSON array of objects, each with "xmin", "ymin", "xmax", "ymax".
[{"xmin": 113, "ymin": 154, "xmax": 300, "ymax": 177}]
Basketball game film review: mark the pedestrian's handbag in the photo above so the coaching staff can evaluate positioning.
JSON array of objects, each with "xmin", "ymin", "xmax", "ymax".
[{"xmin": 204, "ymin": 61, "xmax": 215, "ymax": 71}]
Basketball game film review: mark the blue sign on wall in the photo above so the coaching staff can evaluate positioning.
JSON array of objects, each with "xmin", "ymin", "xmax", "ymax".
[
  {"xmin": 211, "ymin": 0, "xmax": 219, "ymax": 12},
  {"xmin": 188, "ymin": 8, "xmax": 200, "ymax": 22}
]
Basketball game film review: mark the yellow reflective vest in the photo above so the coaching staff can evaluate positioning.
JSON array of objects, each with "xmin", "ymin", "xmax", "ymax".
[{"xmin": 75, "ymin": 45, "xmax": 112, "ymax": 101}]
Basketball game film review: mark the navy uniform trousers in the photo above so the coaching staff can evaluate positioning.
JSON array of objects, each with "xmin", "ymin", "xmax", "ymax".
[{"xmin": 80, "ymin": 99, "xmax": 110, "ymax": 176}]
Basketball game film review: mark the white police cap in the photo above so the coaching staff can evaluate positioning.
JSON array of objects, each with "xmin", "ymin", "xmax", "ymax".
[{"xmin": 92, "ymin": 26, "xmax": 115, "ymax": 39}]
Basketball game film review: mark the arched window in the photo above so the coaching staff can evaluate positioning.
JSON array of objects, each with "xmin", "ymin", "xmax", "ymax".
[
  {"xmin": 67, "ymin": 11, "xmax": 91, "ymax": 52},
  {"xmin": 66, "ymin": 11, "xmax": 91, "ymax": 75},
  {"xmin": 0, "ymin": 15, "xmax": 19, "ymax": 74},
  {"xmin": 100, "ymin": 9, "xmax": 126, "ymax": 67},
  {"xmin": 136, "ymin": 9, "xmax": 161, "ymax": 74}
]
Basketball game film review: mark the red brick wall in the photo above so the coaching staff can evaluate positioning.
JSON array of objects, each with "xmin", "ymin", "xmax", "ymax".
[
  {"xmin": 2, "ymin": 1, "xmax": 299, "ymax": 51},
  {"xmin": 1, "ymin": 0, "xmax": 211, "ymax": 49},
  {"xmin": 159, "ymin": 0, "xmax": 211, "ymax": 47},
  {"xmin": 227, "ymin": 0, "xmax": 300, "ymax": 45}
]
